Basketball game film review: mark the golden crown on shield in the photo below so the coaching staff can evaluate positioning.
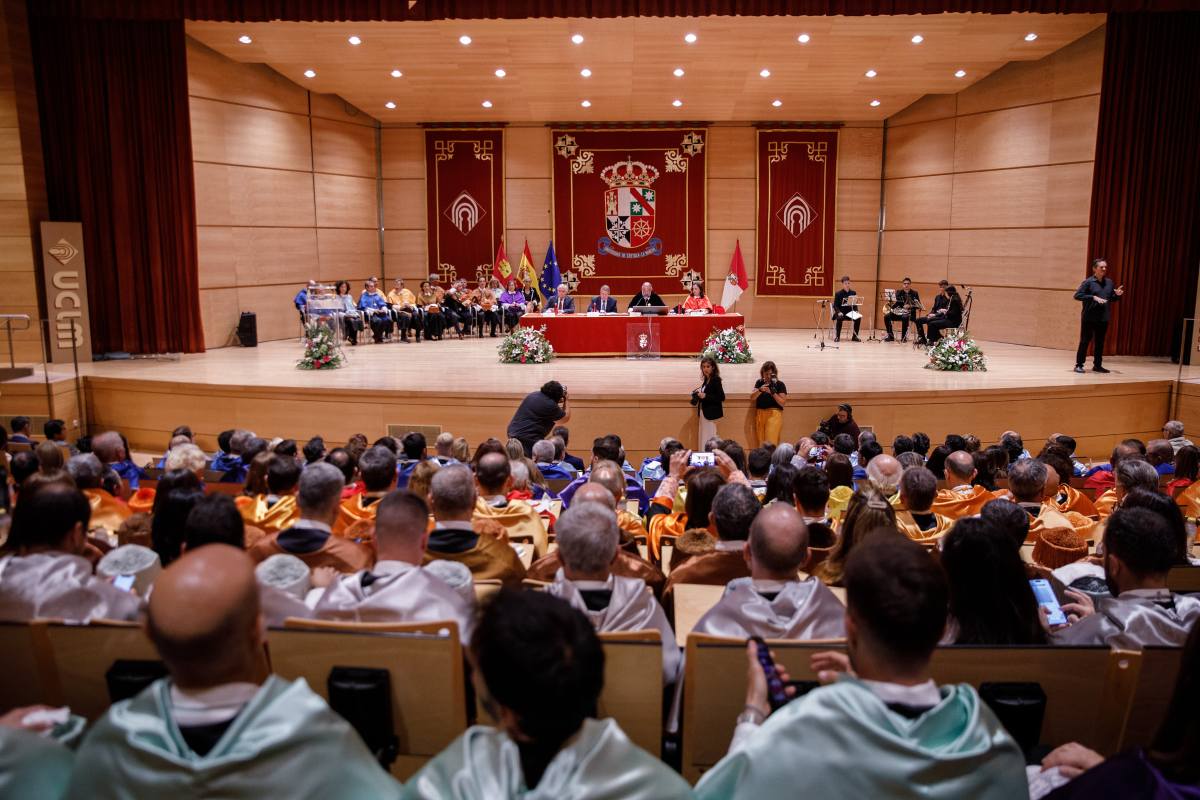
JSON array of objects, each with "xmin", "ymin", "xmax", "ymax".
[{"xmin": 600, "ymin": 158, "xmax": 660, "ymax": 189}]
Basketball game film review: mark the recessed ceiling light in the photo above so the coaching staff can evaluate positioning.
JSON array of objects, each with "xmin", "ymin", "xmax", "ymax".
[
  {"xmin": 303, "ymin": 69, "xmax": 316, "ymax": 78},
  {"xmin": 1024, "ymin": 32, "xmax": 1038, "ymax": 41},
  {"xmin": 870, "ymin": 99, "xmax": 881, "ymax": 107},
  {"xmin": 797, "ymin": 33, "xmax": 811, "ymax": 44},
  {"xmin": 385, "ymin": 101, "xmax": 396, "ymax": 109},
  {"xmin": 580, "ymin": 67, "xmax": 592, "ymax": 78},
  {"xmin": 684, "ymin": 32, "xmax": 697, "ymax": 44},
  {"xmin": 581, "ymin": 100, "xmax": 592, "ymax": 108},
  {"xmin": 391, "ymin": 69, "xmax": 403, "ymax": 78},
  {"xmin": 672, "ymin": 99, "xmax": 683, "ymax": 107},
  {"xmin": 865, "ymin": 69, "xmax": 877, "ymax": 78},
  {"xmin": 954, "ymin": 69, "xmax": 967, "ymax": 78},
  {"xmin": 347, "ymin": 35, "xmax": 362, "ymax": 45},
  {"xmin": 481, "ymin": 100, "xmax": 493, "ymax": 108},
  {"xmin": 673, "ymin": 67, "xmax": 685, "ymax": 77},
  {"xmin": 238, "ymin": 34, "xmax": 252, "ymax": 44},
  {"xmin": 771, "ymin": 99, "xmax": 782, "ymax": 107},
  {"xmin": 911, "ymin": 34, "xmax": 924, "ymax": 44},
  {"xmin": 459, "ymin": 35, "xmax": 472, "ymax": 45},
  {"xmin": 759, "ymin": 68, "xmax": 771, "ymax": 78},
  {"xmin": 571, "ymin": 33, "xmax": 584, "ymax": 44},
  {"xmin": 495, "ymin": 68, "xmax": 506, "ymax": 78}
]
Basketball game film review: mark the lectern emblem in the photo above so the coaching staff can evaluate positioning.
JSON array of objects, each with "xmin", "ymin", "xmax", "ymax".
[{"xmin": 638, "ymin": 333, "xmax": 649, "ymax": 349}]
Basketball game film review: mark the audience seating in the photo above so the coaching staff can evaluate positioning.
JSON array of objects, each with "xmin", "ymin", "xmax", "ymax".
[
  {"xmin": 272, "ymin": 618, "xmax": 467, "ymax": 780},
  {"xmin": 43, "ymin": 620, "xmax": 162, "ymax": 721},
  {"xmin": 672, "ymin": 584, "xmax": 724, "ymax": 647},
  {"xmin": 1118, "ymin": 645, "xmax": 1184, "ymax": 751},
  {"xmin": 1166, "ymin": 565, "xmax": 1200, "ymax": 593},
  {"xmin": 0, "ymin": 621, "xmax": 55, "ymax": 711},
  {"xmin": 545, "ymin": 478, "xmax": 572, "ymax": 494}
]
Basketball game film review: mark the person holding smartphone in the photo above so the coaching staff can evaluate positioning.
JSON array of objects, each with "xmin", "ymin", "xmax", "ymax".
[
  {"xmin": 691, "ymin": 357, "xmax": 725, "ymax": 446},
  {"xmin": 751, "ymin": 361, "xmax": 787, "ymax": 446}
]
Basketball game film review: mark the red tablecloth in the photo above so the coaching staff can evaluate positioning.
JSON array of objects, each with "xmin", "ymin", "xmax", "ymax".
[{"xmin": 518, "ymin": 313, "xmax": 744, "ymax": 356}]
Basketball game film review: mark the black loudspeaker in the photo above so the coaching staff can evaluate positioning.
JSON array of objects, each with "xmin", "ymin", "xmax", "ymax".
[
  {"xmin": 236, "ymin": 311, "xmax": 258, "ymax": 347},
  {"xmin": 105, "ymin": 659, "xmax": 169, "ymax": 704},
  {"xmin": 328, "ymin": 666, "xmax": 398, "ymax": 768}
]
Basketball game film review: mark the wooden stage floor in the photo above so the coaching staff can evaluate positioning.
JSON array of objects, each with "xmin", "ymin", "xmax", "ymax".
[{"xmin": 14, "ymin": 328, "xmax": 1189, "ymax": 463}]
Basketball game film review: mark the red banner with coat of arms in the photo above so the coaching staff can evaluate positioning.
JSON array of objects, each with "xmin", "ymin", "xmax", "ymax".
[
  {"xmin": 551, "ymin": 128, "xmax": 706, "ymax": 301},
  {"xmin": 425, "ymin": 129, "xmax": 505, "ymax": 285},
  {"xmin": 755, "ymin": 129, "xmax": 839, "ymax": 297}
]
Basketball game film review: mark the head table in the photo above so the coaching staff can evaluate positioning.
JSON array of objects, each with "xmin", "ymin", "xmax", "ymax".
[{"xmin": 517, "ymin": 312, "xmax": 745, "ymax": 357}]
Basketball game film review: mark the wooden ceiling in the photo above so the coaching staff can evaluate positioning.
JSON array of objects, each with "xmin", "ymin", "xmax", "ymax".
[{"xmin": 185, "ymin": 14, "xmax": 1105, "ymax": 124}]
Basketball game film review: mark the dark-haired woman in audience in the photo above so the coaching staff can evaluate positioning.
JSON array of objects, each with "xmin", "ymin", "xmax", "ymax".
[
  {"xmin": 149, "ymin": 469, "xmax": 205, "ymax": 567},
  {"xmin": 334, "ymin": 280, "xmax": 361, "ymax": 346},
  {"xmin": 1166, "ymin": 444, "xmax": 1199, "ymax": 495},
  {"xmin": 926, "ymin": 445, "xmax": 950, "ymax": 480},
  {"xmin": 972, "ymin": 451, "xmax": 1000, "ymax": 492},
  {"xmin": 941, "ymin": 517, "xmax": 1046, "ymax": 645},
  {"xmin": 813, "ymin": 487, "xmax": 899, "ymax": 586},
  {"xmin": 763, "ymin": 463, "xmax": 797, "ymax": 506},
  {"xmin": 825, "ymin": 452, "xmax": 855, "ymax": 517},
  {"xmin": 241, "ymin": 452, "xmax": 272, "ymax": 497}
]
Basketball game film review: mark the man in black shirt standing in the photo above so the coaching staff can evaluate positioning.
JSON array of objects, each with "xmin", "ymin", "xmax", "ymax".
[
  {"xmin": 832, "ymin": 275, "xmax": 861, "ymax": 343},
  {"xmin": 1073, "ymin": 258, "xmax": 1123, "ymax": 374},
  {"xmin": 507, "ymin": 381, "xmax": 571, "ymax": 455}
]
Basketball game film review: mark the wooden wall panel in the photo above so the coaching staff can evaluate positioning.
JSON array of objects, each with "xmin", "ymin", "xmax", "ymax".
[
  {"xmin": 953, "ymin": 95, "xmax": 1098, "ymax": 173},
  {"xmin": 186, "ymin": 38, "xmax": 307, "ymax": 115},
  {"xmin": 237, "ymin": 283, "xmax": 305, "ymax": 343},
  {"xmin": 317, "ymin": 228, "xmax": 380, "ymax": 283},
  {"xmin": 198, "ymin": 226, "xmax": 320, "ymax": 289},
  {"xmin": 382, "ymin": 229, "xmax": 427, "ymax": 281},
  {"xmin": 505, "ymin": 126, "xmax": 549, "ymax": 179},
  {"xmin": 312, "ymin": 117, "xmax": 376, "ymax": 177},
  {"xmin": 194, "ymin": 163, "xmax": 316, "ymax": 227},
  {"xmin": 883, "ymin": 174, "xmax": 953, "ymax": 231},
  {"xmin": 380, "ymin": 128, "xmax": 424, "ymax": 179},
  {"xmin": 381, "ymin": 178, "xmax": 425, "ymax": 230},
  {"xmin": 190, "ymin": 97, "xmax": 311, "ymax": 171},
  {"xmin": 505, "ymin": 177, "xmax": 549, "ymax": 231},
  {"xmin": 314, "ymin": 173, "xmax": 378, "ymax": 229},
  {"xmin": 839, "ymin": 126, "xmax": 884, "ymax": 180},
  {"xmin": 708, "ymin": 126, "xmax": 755, "ymax": 179},
  {"xmin": 948, "ymin": 227, "xmax": 1087, "ymax": 291},
  {"xmin": 965, "ymin": 286, "xmax": 1077, "ymax": 346},
  {"xmin": 885, "ymin": 118, "xmax": 955, "ymax": 179},
  {"xmin": 707, "ymin": 178, "xmax": 755, "ymax": 230},
  {"xmin": 836, "ymin": 178, "xmax": 883, "ymax": 232},
  {"xmin": 949, "ymin": 162, "xmax": 1093, "ymax": 230}
]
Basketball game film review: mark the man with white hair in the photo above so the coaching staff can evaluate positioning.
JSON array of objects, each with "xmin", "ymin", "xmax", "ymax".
[
  {"xmin": 67, "ymin": 453, "xmax": 131, "ymax": 533},
  {"xmin": 1163, "ymin": 420, "xmax": 1193, "ymax": 453},
  {"xmin": 865, "ymin": 453, "xmax": 903, "ymax": 503},
  {"xmin": 546, "ymin": 502, "xmax": 680, "ymax": 684},
  {"xmin": 532, "ymin": 439, "xmax": 578, "ymax": 480},
  {"xmin": 91, "ymin": 430, "xmax": 146, "ymax": 489},
  {"xmin": 432, "ymin": 432, "xmax": 457, "ymax": 466},
  {"xmin": 165, "ymin": 443, "xmax": 208, "ymax": 477},
  {"xmin": 587, "ymin": 284, "xmax": 618, "ymax": 314}
]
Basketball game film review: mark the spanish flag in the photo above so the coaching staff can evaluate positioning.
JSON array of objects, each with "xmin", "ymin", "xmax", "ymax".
[
  {"xmin": 492, "ymin": 238, "xmax": 513, "ymax": 285},
  {"xmin": 517, "ymin": 239, "xmax": 539, "ymax": 289}
]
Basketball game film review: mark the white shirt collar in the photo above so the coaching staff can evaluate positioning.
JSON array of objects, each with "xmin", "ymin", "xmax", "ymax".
[
  {"xmin": 169, "ymin": 681, "xmax": 260, "ymax": 727},
  {"xmin": 295, "ymin": 519, "xmax": 332, "ymax": 534},
  {"xmin": 860, "ymin": 679, "xmax": 941, "ymax": 709},
  {"xmin": 572, "ymin": 579, "xmax": 611, "ymax": 591},
  {"xmin": 950, "ymin": 484, "xmax": 974, "ymax": 493},
  {"xmin": 715, "ymin": 540, "xmax": 745, "ymax": 553},
  {"xmin": 373, "ymin": 559, "xmax": 417, "ymax": 575},
  {"xmin": 751, "ymin": 579, "xmax": 791, "ymax": 594},
  {"xmin": 434, "ymin": 519, "xmax": 475, "ymax": 532}
]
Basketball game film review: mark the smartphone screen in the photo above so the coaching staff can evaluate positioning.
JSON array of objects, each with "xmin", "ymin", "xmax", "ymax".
[
  {"xmin": 689, "ymin": 452, "xmax": 715, "ymax": 468},
  {"xmin": 1030, "ymin": 579, "xmax": 1067, "ymax": 626},
  {"xmin": 113, "ymin": 574, "xmax": 136, "ymax": 593}
]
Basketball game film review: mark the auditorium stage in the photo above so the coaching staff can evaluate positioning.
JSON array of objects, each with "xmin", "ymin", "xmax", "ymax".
[{"xmin": 9, "ymin": 328, "xmax": 1189, "ymax": 464}]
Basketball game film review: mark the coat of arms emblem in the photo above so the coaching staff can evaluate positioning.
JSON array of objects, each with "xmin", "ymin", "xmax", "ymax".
[{"xmin": 598, "ymin": 158, "xmax": 663, "ymax": 258}]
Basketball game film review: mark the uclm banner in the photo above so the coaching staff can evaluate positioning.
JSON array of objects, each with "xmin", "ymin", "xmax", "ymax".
[{"xmin": 40, "ymin": 221, "xmax": 92, "ymax": 362}]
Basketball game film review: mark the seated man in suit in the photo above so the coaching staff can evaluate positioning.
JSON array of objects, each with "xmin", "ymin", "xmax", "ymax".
[
  {"xmin": 696, "ymin": 536, "xmax": 1026, "ymax": 799},
  {"xmin": 473, "ymin": 452, "xmax": 547, "ymax": 557},
  {"xmin": 66, "ymin": 545, "xmax": 400, "ymax": 799},
  {"xmin": 332, "ymin": 445, "xmax": 395, "ymax": 537},
  {"xmin": 628, "ymin": 281, "xmax": 666, "ymax": 310},
  {"xmin": 545, "ymin": 502, "xmax": 680, "ymax": 685},
  {"xmin": 1055, "ymin": 508, "xmax": 1200, "ymax": 648},
  {"xmin": 895, "ymin": 467, "xmax": 953, "ymax": 542},
  {"xmin": 587, "ymin": 284, "xmax": 619, "ymax": 314},
  {"xmin": 248, "ymin": 462, "xmax": 373, "ymax": 573},
  {"xmin": 664, "ymin": 483, "xmax": 761, "ymax": 607},
  {"xmin": 548, "ymin": 282, "xmax": 576, "ymax": 314},
  {"xmin": 8, "ymin": 415, "xmax": 33, "ymax": 444},
  {"xmin": 310, "ymin": 490, "xmax": 474, "ymax": 644},
  {"xmin": 425, "ymin": 464, "xmax": 526, "ymax": 587},
  {"xmin": 693, "ymin": 503, "xmax": 845, "ymax": 640}
]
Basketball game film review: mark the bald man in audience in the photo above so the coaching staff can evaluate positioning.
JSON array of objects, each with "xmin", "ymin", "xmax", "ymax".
[
  {"xmin": 589, "ymin": 459, "xmax": 649, "ymax": 543},
  {"xmin": 932, "ymin": 450, "xmax": 998, "ymax": 519},
  {"xmin": 693, "ymin": 503, "xmax": 845, "ymax": 640},
  {"xmin": 895, "ymin": 467, "xmax": 953, "ymax": 541},
  {"xmin": 309, "ymin": 490, "xmax": 474, "ymax": 643},
  {"xmin": 545, "ymin": 502, "xmax": 680, "ymax": 685},
  {"xmin": 0, "ymin": 482, "xmax": 141, "ymax": 623},
  {"xmin": 248, "ymin": 462, "xmax": 373, "ymax": 572},
  {"xmin": 425, "ymin": 464, "xmax": 526, "ymax": 587},
  {"xmin": 527, "ymin": 482, "xmax": 665, "ymax": 597},
  {"xmin": 472, "ymin": 452, "xmax": 547, "ymax": 556},
  {"xmin": 65, "ymin": 546, "xmax": 399, "ymax": 798},
  {"xmin": 865, "ymin": 454, "xmax": 903, "ymax": 504}
]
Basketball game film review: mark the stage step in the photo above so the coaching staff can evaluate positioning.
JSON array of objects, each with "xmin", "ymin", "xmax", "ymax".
[{"xmin": 0, "ymin": 367, "xmax": 33, "ymax": 382}]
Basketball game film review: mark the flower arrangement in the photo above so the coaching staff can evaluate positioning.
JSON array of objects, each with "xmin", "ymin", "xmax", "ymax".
[
  {"xmin": 925, "ymin": 330, "xmax": 987, "ymax": 372},
  {"xmin": 701, "ymin": 326, "xmax": 753, "ymax": 364},
  {"xmin": 296, "ymin": 322, "xmax": 344, "ymax": 370},
  {"xmin": 499, "ymin": 325, "xmax": 555, "ymax": 364}
]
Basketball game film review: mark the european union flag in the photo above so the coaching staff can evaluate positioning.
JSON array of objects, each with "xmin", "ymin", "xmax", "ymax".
[{"xmin": 539, "ymin": 241, "xmax": 561, "ymax": 302}]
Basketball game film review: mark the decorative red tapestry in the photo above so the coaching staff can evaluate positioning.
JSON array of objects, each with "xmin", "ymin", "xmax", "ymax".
[
  {"xmin": 755, "ymin": 129, "xmax": 839, "ymax": 297},
  {"xmin": 425, "ymin": 129, "xmax": 505, "ymax": 284},
  {"xmin": 551, "ymin": 128, "xmax": 706, "ymax": 300}
]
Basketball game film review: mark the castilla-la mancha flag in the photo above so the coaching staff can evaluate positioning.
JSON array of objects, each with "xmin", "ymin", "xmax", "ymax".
[
  {"xmin": 492, "ymin": 239, "xmax": 514, "ymax": 286},
  {"xmin": 721, "ymin": 240, "xmax": 749, "ymax": 310}
]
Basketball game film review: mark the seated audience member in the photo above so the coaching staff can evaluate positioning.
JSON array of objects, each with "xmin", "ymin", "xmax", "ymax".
[
  {"xmin": 241, "ymin": 452, "xmax": 272, "ymax": 497},
  {"xmin": 941, "ymin": 517, "xmax": 1046, "ymax": 645},
  {"xmin": 184, "ymin": 494, "xmax": 246, "ymax": 551},
  {"xmin": 248, "ymin": 463, "xmax": 373, "ymax": 573},
  {"xmin": 9, "ymin": 451, "xmax": 39, "ymax": 493},
  {"xmin": 980, "ymin": 498, "xmax": 1031, "ymax": 551},
  {"xmin": 792, "ymin": 465, "xmax": 833, "ymax": 525},
  {"xmin": 0, "ymin": 704, "xmax": 76, "ymax": 798},
  {"xmin": 896, "ymin": 467, "xmax": 953, "ymax": 541},
  {"xmin": 66, "ymin": 453, "xmax": 131, "ymax": 533},
  {"xmin": 531, "ymin": 439, "xmax": 577, "ymax": 481},
  {"xmin": 763, "ymin": 463, "xmax": 798, "ymax": 506},
  {"xmin": 545, "ymin": 502, "xmax": 679, "ymax": 684},
  {"xmin": 553, "ymin": 425, "xmax": 586, "ymax": 473},
  {"xmin": 813, "ymin": 488, "xmax": 900, "ymax": 586},
  {"xmin": 165, "ymin": 442, "xmax": 208, "ymax": 477},
  {"xmin": 925, "ymin": 445, "xmax": 949, "ymax": 480},
  {"xmin": 1166, "ymin": 443, "xmax": 1199, "ymax": 496},
  {"xmin": 332, "ymin": 445, "xmax": 394, "ymax": 537},
  {"xmin": 896, "ymin": 451, "xmax": 925, "ymax": 470},
  {"xmin": 210, "ymin": 429, "xmax": 237, "ymax": 472},
  {"xmin": 35, "ymin": 440, "xmax": 64, "ymax": 473},
  {"xmin": 150, "ymin": 470, "xmax": 206, "ymax": 567},
  {"xmin": 558, "ymin": 435, "xmax": 650, "ymax": 512},
  {"xmin": 1052, "ymin": 434, "xmax": 1088, "ymax": 477},
  {"xmin": 238, "ymin": 454, "xmax": 302, "ymax": 536},
  {"xmin": 588, "ymin": 459, "xmax": 649, "ymax": 544},
  {"xmin": 65, "ymin": 546, "xmax": 399, "ymax": 799},
  {"xmin": 1101, "ymin": 458, "xmax": 1162, "ymax": 519},
  {"xmin": 865, "ymin": 453, "xmax": 903, "ymax": 501},
  {"xmin": 693, "ymin": 503, "xmax": 846, "ymax": 640},
  {"xmin": 91, "ymin": 430, "xmax": 147, "ymax": 490},
  {"xmin": 664, "ymin": 483, "xmax": 761, "ymax": 599},
  {"xmin": 430, "ymin": 432, "xmax": 455, "ymax": 466},
  {"xmin": 425, "ymin": 465, "xmax": 526, "ymax": 587},
  {"xmin": 1036, "ymin": 619, "xmax": 1200, "ymax": 799},
  {"xmin": 1042, "ymin": 451, "xmax": 1098, "ymax": 516},
  {"xmin": 405, "ymin": 589, "xmax": 690, "ymax": 799},
  {"xmin": 406, "ymin": 459, "xmax": 439, "ymax": 505},
  {"xmin": 473, "ymin": 453, "xmax": 547, "ymax": 556},
  {"xmin": 0, "ymin": 482, "xmax": 140, "ymax": 622},
  {"xmin": 825, "ymin": 452, "xmax": 856, "ymax": 514},
  {"xmin": 744, "ymin": 447, "xmax": 769, "ymax": 492},
  {"xmin": 310, "ymin": 491, "xmax": 474, "ymax": 643},
  {"xmin": 325, "ymin": 447, "xmax": 360, "ymax": 498},
  {"xmin": 1084, "ymin": 439, "xmax": 1145, "ymax": 493},
  {"xmin": 1007, "ymin": 459, "xmax": 1075, "ymax": 538},
  {"xmin": 696, "ymin": 536, "xmax": 1025, "ymax": 799},
  {"xmin": 302, "ymin": 436, "xmax": 326, "ymax": 465},
  {"xmin": 640, "ymin": 437, "xmax": 684, "ymax": 482},
  {"xmin": 1163, "ymin": 419, "xmax": 1194, "ymax": 453},
  {"xmin": 932, "ymin": 450, "xmax": 998, "ymax": 519},
  {"xmin": 1146, "ymin": 438, "xmax": 1176, "ymax": 476},
  {"xmin": 155, "ymin": 425, "xmax": 194, "ymax": 467},
  {"xmin": 216, "ymin": 429, "xmax": 255, "ymax": 484},
  {"xmin": 1055, "ymin": 508, "xmax": 1200, "ymax": 647},
  {"xmin": 646, "ymin": 449, "xmax": 726, "ymax": 560},
  {"xmin": 8, "ymin": 415, "xmax": 33, "ymax": 444},
  {"xmin": 396, "ymin": 431, "xmax": 427, "ymax": 489},
  {"xmin": 527, "ymin": 483, "xmax": 664, "ymax": 597},
  {"xmin": 1119, "ymin": 489, "xmax": 1191, "ymax": 566}
]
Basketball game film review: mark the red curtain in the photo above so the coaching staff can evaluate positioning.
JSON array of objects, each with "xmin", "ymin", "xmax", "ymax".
[
  {"xmin": 30, "ymin": 17, "xmax": 204, "ymax": 354},
  {"xmin": 1086, "ymin": 11, "xmax": 1200, "ymax": 358}
]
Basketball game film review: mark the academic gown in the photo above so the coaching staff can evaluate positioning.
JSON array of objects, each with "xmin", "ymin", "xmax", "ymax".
[
  {"xmin": 1053, "ymin": 590, "xmax": 1200, "ymax": 648},
  {"xmin": 401, "ymin": 717, "xmax": 691, "ymax": 800},
  {"xmin": 247, "ymin": 525, "xmax": 374, "ymax": 573},
  {"xmin": 1053, "ymin": 484, "xmax": 1098, "ymax": 517},
  {"xmin": 692, "ymin": 576, "xmax": 846, "ymax": 640},
  {"xmin": 64, "ymin": 676, "xmax": 400, "ymax": 800},
  {"xmin": 423, "ymin": 527, "xmax": 527, "ymax": 587},
  {"xmin": 896, "ymin": 510, "xmax": 955, "ymax": 542},
  {"xmin": 932, "ymin": 485, "xmax": 998, "ymax": 519},
  {"xmin": 473, "ymin": 497, "xmax": 548, "ymax": 557},
  {"xmin": 83, "ymin": 488, "xmax": 132, "ymax": 533},
  {"xmin": 237, "ymin": 494, "xmax": 300, "ymax": 536},
  {"xmin": 0, "ymin": 725, "xmax": 74, "ymax": 800},
  {"xmin": 0, "ymin": 552, "xmax": 141, "ymax": 623},
  {"xmin": 312, "ymin": 560, "xmax": 475, "ymax": 644},
  {"xmin": 527, "ymin": 550, "xmax": 665, "ymax": 600},
  {"xmin": 546, "ymin": 570, "xmax": 680, "ymax": 685},
  {"xmin": 695, "ymin": 677, "xmax": 1026, "ymax": 800},
  {"xmin": 333, "ymin": 494, "xmax": 385, "ymax": 537}
]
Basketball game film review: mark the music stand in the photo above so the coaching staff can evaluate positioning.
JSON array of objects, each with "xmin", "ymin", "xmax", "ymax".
[
  {"xmin": 961, "ymin": 288, "xmax": 974, "ymax": 336},
  {"xmin": 806, "ymin": 299, "xmax": 839, "ymax": 351}
]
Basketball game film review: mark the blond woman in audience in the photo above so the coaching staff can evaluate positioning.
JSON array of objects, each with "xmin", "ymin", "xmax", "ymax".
[{"xmin": 813, "ymin": 487, "xmax": 899, "ymax": 586}]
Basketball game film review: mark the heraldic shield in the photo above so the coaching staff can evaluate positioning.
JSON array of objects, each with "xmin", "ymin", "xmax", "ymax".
[{"xmin": 605, "ymin": 186, "xmax": 656, "ymax": 249}]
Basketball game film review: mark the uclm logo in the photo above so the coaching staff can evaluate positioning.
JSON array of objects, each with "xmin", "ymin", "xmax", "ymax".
[
  {"xmin": 49, "ymin": 238, "xmax": 79, "ymax": 265},
  {"xmin": 49, "ymin": 238, "xmax": 84, "ymax": 347}
]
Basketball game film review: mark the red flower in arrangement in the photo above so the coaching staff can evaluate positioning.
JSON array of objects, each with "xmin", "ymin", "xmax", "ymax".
[{"xmin": 520, "ymin": 356, "xmax": 527, "ymax": 363}]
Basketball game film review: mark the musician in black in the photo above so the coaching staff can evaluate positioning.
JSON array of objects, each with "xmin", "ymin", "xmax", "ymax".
[
  {"xmin": 924, "ymin": 284, "xmax": 964, "ymax": 344},
  {"xmin": 832, "ymin": 275, "xmax": 861, "ymax": 342},
  {"xmin": 1073, "ymin": 257, "xmax": 1123, "ymax": 373},
  {"xmin": 883, "ymin": 277, "xmax": 920, "ymax": 342},
  {"xmin": 914, "ymin": 279, "xmax": 950, "ymax": 345}
]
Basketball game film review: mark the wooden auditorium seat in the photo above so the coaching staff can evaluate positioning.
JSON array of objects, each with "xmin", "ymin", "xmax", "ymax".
[
  {"xmin": 43, "ymin": 619, "xmax": 161, "ymax": 721},
  {"xmin": 0, "ymin": 620, "xmax": 55, "ymax": 710},
  {"xmin": 1118, "ymin": 646, "xmax": 1184, "ymax": 751}
]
